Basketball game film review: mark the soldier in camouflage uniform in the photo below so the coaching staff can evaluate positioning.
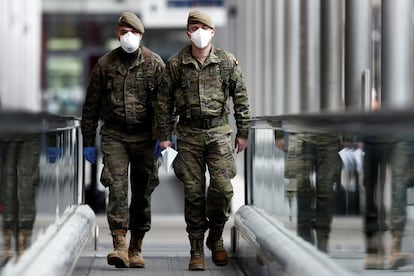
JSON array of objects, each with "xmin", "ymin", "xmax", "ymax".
[
  {"xmin": 285, "ymin": 132, "xmax": 342, "ymax": 252},
  {"xmin": 81, "ymin": 12, "xmax": 165, "ymax": 269},
  {"xmin": 154, "ymin": 11, "xmax": 251, "ymax": 271}
]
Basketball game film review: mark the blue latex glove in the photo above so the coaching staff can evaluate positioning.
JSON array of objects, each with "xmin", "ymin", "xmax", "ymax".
[
  {"xmin": 172, "ymin": 135, "xmax": 177, "ymax": 149},
  {"xmin": 83, "ymin": 146, "xmax": 97, "ymax": 164},
  {"xmin": 154, "ymin": 135, "xmax": 177, "ymax": 158},
  {"xmin": 47, "ymin": 147, "xmax": 59, "ymax": 163},
  {"xmin": 154, "ymin": 140, "xmax": 162, "ymax": 158}
]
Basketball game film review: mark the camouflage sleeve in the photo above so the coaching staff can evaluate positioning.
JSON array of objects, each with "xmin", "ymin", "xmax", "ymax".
[
  {"xmin": 154, "ymin": 62, "xmax": 176, "ymax": 141},
  {"xmin": 151, "ymin": 54, "xmax": 166, "ymax": 140},
  {"xmin": 230, "ymin": 57, "xmax": 251, "ymax": 139},
  {"xmin": 81, "ymin": 62, "xmax": 103, "ymax": 147}
]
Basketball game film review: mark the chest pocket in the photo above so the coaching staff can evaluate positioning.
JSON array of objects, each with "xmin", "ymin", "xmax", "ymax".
[
  {"xmin": 104, "ymin": 67, "xmax": 149, "ymax": 120},
  {"xmin": 206, "ymin": 65, "xmax": 226, "ymax": 106}
]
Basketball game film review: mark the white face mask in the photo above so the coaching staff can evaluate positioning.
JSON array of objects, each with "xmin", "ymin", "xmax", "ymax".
[
  {"xmin": 190, "ymin": 28, "xmax": 212, "ymax": 49},
  {"xmin": 120, "ymin": 32, "xmax": 140, "ymax": 53}
]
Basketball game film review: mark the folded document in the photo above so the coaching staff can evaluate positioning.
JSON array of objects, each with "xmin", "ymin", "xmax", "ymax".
[{"xmin": 161, "ymin": 147, "xmax": 178, "ymax": 173}]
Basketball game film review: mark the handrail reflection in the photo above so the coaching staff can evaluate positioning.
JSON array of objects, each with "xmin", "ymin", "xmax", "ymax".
[
  {"xmin": 236, "ymin": 111, "xmax": 414, "ymax": 275},
  {"xmin": 0, "ymin": 111, "xmax": 83, "ymax": 267}
]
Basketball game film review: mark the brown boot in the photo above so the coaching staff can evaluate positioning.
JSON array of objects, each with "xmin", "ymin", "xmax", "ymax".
[
  {"xmin": 364, "ymin": 232, "xmax": 384, "ymax": 270},
  {"xmin": 1, "ymin": 229, "xmax": 13, "ymax": 266},
  {"xmin": 189, "ymin": 238, "xmax": 205, "ymax": 271},
  {"xmin": 128, "ymin": 231, "xmax": 145, "ymax": 268},
  {"xmin": 389, "ymin": 230, "xmax": 413, "ymax": 270},
  {"xmin": 107, "ymin": 229, "xmax": 129, "ymax": 268},
  {"xmin": 16, "ymin": 229, "xmax": 32, "ymax": 261},
  {"xmin": 206, "ymin": 226, "xmax": 228, "ymax": 266}
]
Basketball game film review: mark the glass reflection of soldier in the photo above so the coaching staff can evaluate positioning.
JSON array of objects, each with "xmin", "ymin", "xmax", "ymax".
[
  {"xmin": 1, "ymin": 134, "xmax": 40, "ymax": 265},
  {"xmin": 285, "ymin": 133, "xmax": 341, "ymax": 252},
  {"xmin": 362, "ymin": 134, "xmax": 413, "ymax": 270}
]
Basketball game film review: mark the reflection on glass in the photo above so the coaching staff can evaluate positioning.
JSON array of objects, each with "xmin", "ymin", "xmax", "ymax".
[
  {"xmin": 0, "ymin": 113, "xmax": 82, "ymax": 268},
  {"xmin": 362, "ymin": 134, "xmax": 414, "ymax": 269},
  {"xmin": 1, "ymin": 134, "xmax": 40, "ymax": 265},
  {"xmin": 249, "ymin": 116, "xmax": 414, "ymax": 273},
  {"xmin": 285, "ymin": 133, "xmax": 342, "ymax": 252}
]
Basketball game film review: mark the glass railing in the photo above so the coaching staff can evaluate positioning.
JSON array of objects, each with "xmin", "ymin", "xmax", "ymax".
[
  {"xmin": 244, "ymin": 109, "xmax": 414, "ymax": 273},
  {"xmin": 0, "ymin": 111, "xmax": 83, "ymax": 267}
]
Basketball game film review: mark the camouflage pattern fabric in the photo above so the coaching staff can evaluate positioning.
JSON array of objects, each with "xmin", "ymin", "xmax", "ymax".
[
  {"xmin": 286, "ymin": 133, "xmax": 341, "ymax": 243},
  {"xmin": 154, "ymin": 45, "xmax": 251, "ymax": 238},
  {"xmin": 82, "ymin": 47, "xmax": 165, "ymax": 146},
  {"xmin": 173, "ymin": 128, "xmax": 236, "ymax": 239},
  {"xmin": 1, "ymin": 134, "xmax": 40, "ymax": 230},
  {"xmin": 154, "ymin": 45, "xmax": 251, "ymax": 141},
  {"xmin": 100, "ymin": 136, "xmax": 159, "ymax": 232},
  {"xmin": 363, "ymin": 135, "xmax": 411, "ymax": 233},
  {"xmin": 81, "ymin": 46, "xmax": 165, "ymax": 232}
]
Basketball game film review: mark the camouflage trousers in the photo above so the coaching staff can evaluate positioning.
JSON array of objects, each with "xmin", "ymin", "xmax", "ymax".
[
  {"xmin": 1, "ymin": 135, "xmax": 40, "ymax": 230},
  {"xmin": 173, "ymin": 131, "xmax": 236, "ymax": 240},
  {"xmin": 286, "ymin": 134, "xmax": 341, "ymax": 241},
  {"xmin": 363, "ymin": 138, "xmax": 411, "ymax": 233},
  {"xmin": 100, "ymin": 135, "xmax": 159, "ymax": 232}
]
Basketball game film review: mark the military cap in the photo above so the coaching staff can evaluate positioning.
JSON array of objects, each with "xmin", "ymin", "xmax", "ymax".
[
  {"xmin": 187, "ymin": 10, "xmax": 215, "ymax": 29},
  {"xmin": 118, "ymin": 11, "xmax": 145, "ymax": 34}
]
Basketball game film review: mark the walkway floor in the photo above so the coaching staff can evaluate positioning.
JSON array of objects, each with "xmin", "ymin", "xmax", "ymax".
[{"xmin": 73, "ymin": 215, "xmax": 245, "ymax": 276}]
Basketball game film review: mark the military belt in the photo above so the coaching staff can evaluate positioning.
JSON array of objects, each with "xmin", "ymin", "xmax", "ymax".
[
  {"xmin": 180, "ymin": 116, "xmax": 228, "ymax": 129},
  {"xmin": 104, "ymin": 121, "xmax": 151, "ymax": 134}
]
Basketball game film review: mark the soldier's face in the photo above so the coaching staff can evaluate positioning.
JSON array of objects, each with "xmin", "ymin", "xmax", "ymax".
[
  {"xmin": 186, "ymin": 23, "xmax": 215, "ymax": 39},
  {"xmin": 117, "ymin": 26, "xmax": 142, "ymax": 41}
]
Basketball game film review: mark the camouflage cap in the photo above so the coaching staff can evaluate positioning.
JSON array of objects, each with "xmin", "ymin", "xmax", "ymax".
[
  {"xmin": 187, "ymin": 10, "xmax": 214, "ymax": 29},
  {"xmin": 118, "ymin": 11, "xmax": 145, "ymax": 34}
]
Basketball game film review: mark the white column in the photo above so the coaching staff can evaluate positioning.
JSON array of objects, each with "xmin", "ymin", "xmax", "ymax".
[
  {"xmin": 381, "ymin": 0, "xmax": 413, "ymax": 110},
  {"xmin": 345, "ymin": 0, "xmax": 372, "ymax": 111},
  {"xmin": 0, "ymin": 0, "xmax": 42, "ymax": 111}
]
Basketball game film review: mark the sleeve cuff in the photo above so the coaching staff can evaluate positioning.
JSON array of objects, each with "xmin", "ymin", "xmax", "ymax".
[{"xmin": 236, "ymin": 129, "xmax": 250, "ymax": 139}]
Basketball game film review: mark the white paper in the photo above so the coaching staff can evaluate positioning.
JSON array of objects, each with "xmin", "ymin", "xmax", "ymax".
[
  {"xmin": 161, "ymin": 147, "xmax": 178, "ymax": 173},
  {"xmin": 338, "ymin": 147, "xmax": 365, "ymax": 173}
]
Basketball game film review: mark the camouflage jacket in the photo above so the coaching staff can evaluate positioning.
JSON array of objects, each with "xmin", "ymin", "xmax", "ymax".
[
  {"xmin": 81, "ymin": 47, "xmax": 165, "ymax": 146},
  {"xmin": 154, "ymin": 45, "xmax": 251, "ymax": 141}
]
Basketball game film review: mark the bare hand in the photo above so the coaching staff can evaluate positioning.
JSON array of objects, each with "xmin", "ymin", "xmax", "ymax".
[
  {"xmin": 160, "ymin": 140, "xmax": 172, "ymax": 150},
  {"xmin": 234, "ymin": 137, "xmax": 248, "ymax": 153}
]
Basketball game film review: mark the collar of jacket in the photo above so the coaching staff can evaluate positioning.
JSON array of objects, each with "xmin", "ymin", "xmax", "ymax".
[{"xmin": 181, "ymin": 45, "xmax": 221, "ymax": 66}]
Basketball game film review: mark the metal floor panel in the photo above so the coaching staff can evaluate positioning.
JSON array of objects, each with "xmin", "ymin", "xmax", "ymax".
[{"xmin": 72, "ymin": 215, "xmax": 245, "ymax": 276}]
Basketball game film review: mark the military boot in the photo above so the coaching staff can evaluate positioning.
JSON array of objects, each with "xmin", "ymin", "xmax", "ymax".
[
  {"xmin": 16, "ymin": 229, "xmax": 32, "ymax": 261},
  {"xmin": 389, "ymin": 230, "xmax": 413, "ymax": 269},
  {"xmin": 128, "ymin": 231, "xmax": 145, "ymax": 268},
  {"xmin": 189, "ymin": 238, "xmax": 205, "ymax": 271},
  {"xmin": 364, "ymin": 232, "xmax": 384, "ymax": 270},
  {"xmin": 1, "ymin": 229, "xmax": 13, "ymax": 266},
  {"xmin": 206, "ymin": 226, "xmax": 228, "ymax": 266},
  {"xmin": 107, "ymin": 229, "xmax": 129, "ymax": 268}
]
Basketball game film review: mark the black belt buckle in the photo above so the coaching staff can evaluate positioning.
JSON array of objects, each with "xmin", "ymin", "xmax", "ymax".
[{"xmin": 201, "ymin": 118, "xmax": 211, "ymax": 129}]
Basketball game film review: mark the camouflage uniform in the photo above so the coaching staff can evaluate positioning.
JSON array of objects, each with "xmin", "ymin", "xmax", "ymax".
[
  {"xmin": 286, "ymin": 133, "xmax": 341, "ymax": 252},
  {"xmin": 154, "ymin": 45, "xmax": 251, "ymax": 239},
  {"xmin": 81, "ymin": 46, "xmax": 165, "ymax": 233},
  {"xmin": 362, "ymin": 134, "xmax": 412, "ymax": 269},
  {"xmin": 1, "ymin": 135, "xmax": 40, "ymax": 230},
  {"xmin": 1, "ymin": 134, "xmax": 40, "ymax": 264}
]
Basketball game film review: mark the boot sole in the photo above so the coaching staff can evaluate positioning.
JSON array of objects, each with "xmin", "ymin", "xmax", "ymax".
[
  {"xmin": 108, "ymin": 256, "xmax": 129, "ymax": 268},
  {"xmin": 389, "ymin": 259, "xmax": 407, "ymax": 270},
  {"xmin": 213, "ymin": 261, "xmax": 228, "ymax": 266},
  {"xmin": 189, "ymin": 265, "xmax": 205, "ymax": 271}
]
